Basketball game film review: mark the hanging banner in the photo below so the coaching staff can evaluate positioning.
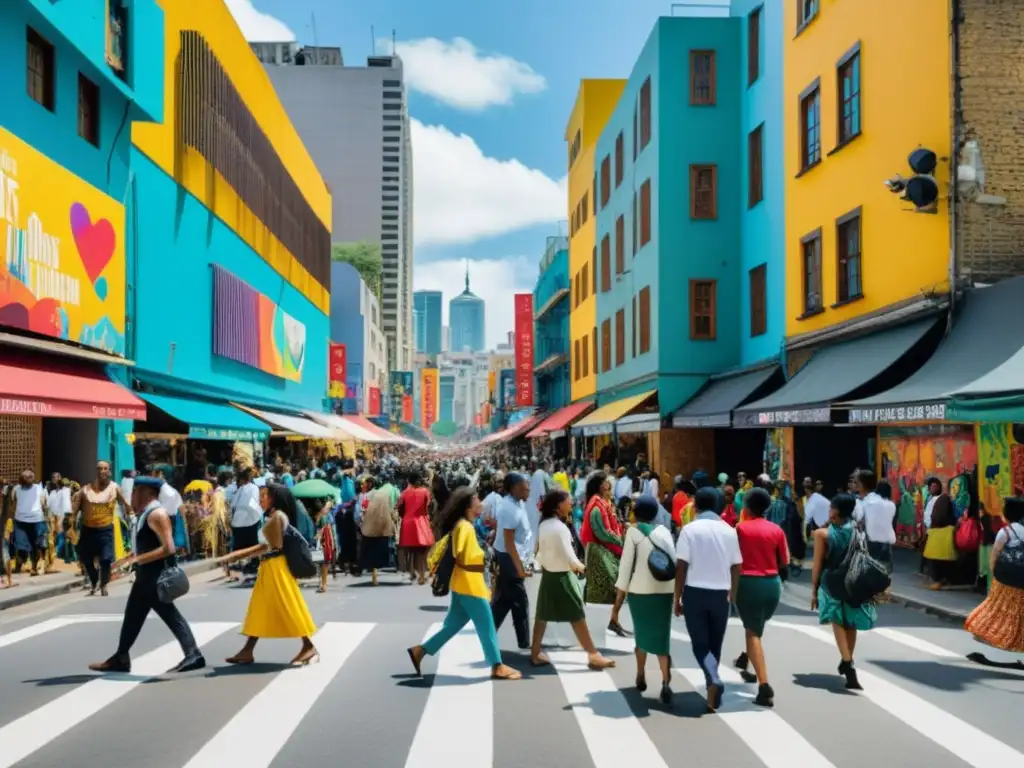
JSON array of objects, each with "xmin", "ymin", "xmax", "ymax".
[
  {"xmin": 514, "ymin": 293, "xmax": 534, "ymax": 406},
  {"xmin": 368, "ymin": 386, "xmax": 381, "ymax": 416},
  {"xmin": 402, "ymin": 394, "xmax": 413, "ymax": 423},
  {"xmin": 328, "ymin": 343, "xmax": 346, "ymax": 398},
  {"xmin": 390, "ymin": 370, "xmax": 414, "ymax": 421},
  {"xmin": 488, "ymin": 369, "xmax": 497, "ymax": 398},
  {"xmin": 499, "ymin": 368, "xmax": 516, "ymax": 408},
  {"xmin": 421, "ymin": 368, "xmax": 438, "ymax": 430}
]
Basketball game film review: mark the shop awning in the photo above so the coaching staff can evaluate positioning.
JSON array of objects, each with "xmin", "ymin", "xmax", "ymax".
[
  {"xmin": 526, "ymin": 401, "xmax": 595, "ymax": 439},
  {"xmin": 573, "ymin": 390, "xmax": 657, "ymax": 437},
  {"xmin": 235, "ymin": 406, "xmax": 339, "ymax": 439},
  {"xmin": 137, "ymin": 392, "xmax": 270, "ymax": 441},
  {"xmin": 734, "ymin": 319, "xmax": 938, "ymax": 428},
  {"xmin": 481, "ymin": 413, "xmax": 547, "ymax": 444},
  {"xmin": 0, "ymin": 352, "xmax": 146, "ymax": 420},
  {"xmin": 843, "ymin": 278, "xmax": 1024, "ymax": 424},
  {"xmin": 307, "ymin": 412, "xmax": 376, "ymax": 442},
  {"xmin": 672, "ymin": 365, "xmax": 783, "ymax": 428},
  {"xmin": 946, "ymin": 343, "xmax": 1024, "ymax": 423},
  {"xmin": 342, "ymin": 415, "xmax": 410, "ymax": 444}
]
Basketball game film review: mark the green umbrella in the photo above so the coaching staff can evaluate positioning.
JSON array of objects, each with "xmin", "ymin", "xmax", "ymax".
[{"xmin": 291, "ymin": 478, "xmax": 340, "ymax": 501}]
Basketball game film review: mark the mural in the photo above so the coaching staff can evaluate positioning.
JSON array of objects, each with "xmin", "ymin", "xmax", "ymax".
[
  {"xmin": 0, "ymin": 128, "xmax": 126, "ymax": 355},
  {"xmin": 390, "ymin": 371, "xmax": 414, "ymax": 422},
  {"xmin": 763, "ymin": 427, "xmax": 794, "ymax": 484},
  {"xmin": 879, "ymin": 425, "xmax": 977, "ymax": 547},
  {"xmin": 212, "ymin": 265, "xmax": 305, "ymax": 382}
]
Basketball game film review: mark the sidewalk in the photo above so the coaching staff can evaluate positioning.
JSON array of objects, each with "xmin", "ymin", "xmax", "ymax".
[{"xmin": 882, "ymin": 545, "xmax": 984, "ymax": 621}]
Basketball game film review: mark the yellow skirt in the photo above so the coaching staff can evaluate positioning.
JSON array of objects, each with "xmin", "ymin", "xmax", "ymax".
[
  {"xmin": 241, "ymin": 556, "xmax": 317, "ymax": 639},
  {"xmin": 923, "ymin": 526, "xmax": 957, "ymax": 562}
]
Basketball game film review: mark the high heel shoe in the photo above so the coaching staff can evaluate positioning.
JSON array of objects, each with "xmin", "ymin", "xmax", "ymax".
[
  {"xmin": 635, "ymin": 675, "xmax": 647, "ymax": 692},
  {"xmin": 292, "ymin": 647, "xmax": 320, "ymax": 666},
  {"xmin": 660, "ymin": 683, "xmax": 673, "ymax": 705}
]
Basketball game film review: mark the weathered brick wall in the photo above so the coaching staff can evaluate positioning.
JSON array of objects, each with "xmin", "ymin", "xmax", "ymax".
[
  {"xmin": 655, "ymin": 428, "xmax": 714, "ymax": 480},
  {"xmin": 957, "ymin": 0, "xmax": 1024, "ymax": 282}
]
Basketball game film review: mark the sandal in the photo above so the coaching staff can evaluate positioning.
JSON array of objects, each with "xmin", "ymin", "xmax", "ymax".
[
  {"xmin": 225, "ymin": 654, "xmax": 255, "ymax": 665},
  {"xmin": 530, "ymin": 653, "xmax": 550, "ymax": 667},
  {"xmin": 587, "ymin": 656, "xmax": 616, "ymax": 671},
  {"xmin": 291, "ymin": 647, "xmax": 320, "ymax": 666},
  {"xmin": 407, "ymin": 646, "xmax": 424, "ymax": 677},
  {"xmin": 491, "ymin": 664, "xmax": 522, "ymax": 680}
]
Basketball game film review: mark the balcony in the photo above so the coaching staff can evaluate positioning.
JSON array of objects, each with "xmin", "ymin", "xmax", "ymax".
[{"xmin": 105, "ymin": 0, "xmax": 128, "ymax": 79}]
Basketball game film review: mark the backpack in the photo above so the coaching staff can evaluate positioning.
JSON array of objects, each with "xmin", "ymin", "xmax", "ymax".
[
  {"xmin": 829, "ymin": 528, "xmax": 890, "ymax": 605},
  {"xmin": 954, "ymin": 516, "xmax": 981, "ymax": 553},
  {"xmin": 431, "ymin": 531, "xmax": 456, "ymax": 598},
  {"xmin": 631, "ymin": 528, "xmax": 676, "ymax": 583},
  {"xmin": 994, "ymin": 526, "xmax": 1024, "ymax": 589},
  {"xmin": 282, "ymin": 523, "xmax": 318, "ymax": 579}
]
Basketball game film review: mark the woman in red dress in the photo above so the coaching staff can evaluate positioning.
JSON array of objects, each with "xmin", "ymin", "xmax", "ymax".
[{"xmin": 397, "ymin": 470, "xmax": 435, "ymax": 584}]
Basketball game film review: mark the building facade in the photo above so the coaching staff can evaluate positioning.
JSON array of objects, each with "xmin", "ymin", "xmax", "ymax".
[
  {"xmin": 566, "ymin": 79, "xmax": 625, "ymax": 404},
  {"xmin": 448, "ymin": 266, "xmax": 485, "ymax": 353},
  {"xmin": 330, "ymin": 262, "xmax": 387, "ymax": 415},
  {"xmin": 413, "ymin": 289, "xmax": 442, "ymax": 355},
  {"xmin": 534, "ymin": 236, "xmax": 571, "ymax": 411},
  {"xmin": 259, "ymin": 45, "xmax": 414, "ymax": 373},
  {"xmin": 0, "ymin": 0, "xmax": 164, "ymax": 481}
]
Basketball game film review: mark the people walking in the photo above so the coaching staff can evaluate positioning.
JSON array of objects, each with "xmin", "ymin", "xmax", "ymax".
[
  {"xmin": 88, "ymin": 477, "xmax": 204, "ymax": 674},
  {"xmin": 674, "ymin": 487, "xmax": 742, "ymax": 713},
  {"xmin": 72, "ymin": 462, "xmax": 131, "ymax": 596},
  {"xmin": 407, "ymin": 487, "xmax": 521, "ymax": 680},
  {"xmin": 965, "ymin": 496, "xmax": 1024, "ymax": 659},
  {"xmin": 580, "ymin": 471, "xmax": 628, "ymax": 637},
  {"xmin": 397, "ymin": 470, "xmax": 434, "ymax": 585},
  {"xmin": 228, "ymin": 465, "xmax": 263, "ymax": 581},
  {"xmin": 359, "ymin": 482, "xmax": 396, "ymax": 586},
  {"xmin": 11, "ymin": 470, "xmax": 47, "ymax": 577},
  {"xmin": 491, "ymin": 472, "xmax": 533, "ymax": 649}
]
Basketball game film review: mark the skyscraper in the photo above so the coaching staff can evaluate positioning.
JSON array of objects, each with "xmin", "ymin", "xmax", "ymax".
[
  {"xmin": 257, "ymin": 42, "xmax": 414, "ymax": 372},
  {"xmin": 413, "ymin": 290, "xmax": 443, "ymax": 355},
  {"xmin": 449, "ymin": 261, "xmax": 486, "ymax": 353}
]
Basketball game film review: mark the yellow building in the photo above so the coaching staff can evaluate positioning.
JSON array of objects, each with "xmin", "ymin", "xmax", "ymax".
[
  {"xmin": 565, "ymin": 79, "xmax": 625, "ymax": 402},
  {"xmin": 784, "ymin": 0, "xmax": 950, "ymax": 343}
]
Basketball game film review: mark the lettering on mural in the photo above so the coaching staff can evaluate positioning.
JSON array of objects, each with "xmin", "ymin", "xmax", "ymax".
[
  {"xmin": 848, "ymin": 403, "xmax": 947, "ymax": 424},
  {"xmin": 1, "ymin": 147, "xmax": 79, "ymax": 307}
]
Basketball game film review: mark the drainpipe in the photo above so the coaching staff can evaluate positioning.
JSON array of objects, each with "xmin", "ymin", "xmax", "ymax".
[{"xmin": 948, "ymin": 0, "xmax": 963, "ymax": 332}]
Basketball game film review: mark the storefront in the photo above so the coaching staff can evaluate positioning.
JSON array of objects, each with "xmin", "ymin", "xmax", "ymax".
[
  {"xmin": 571, "ymin": 391, "xmax": 657, "ymax": 468},
  {"xmin": 526, "ymin": 400, "xmax": 594, "ymax": 458}
]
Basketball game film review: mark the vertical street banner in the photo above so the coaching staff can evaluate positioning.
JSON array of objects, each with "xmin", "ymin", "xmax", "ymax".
[
  {"xmin": 421, "ymin": 368, "xmax": 439, "ymax": 431},
  {"xmin": 499, "ymin": 368, "xmax": 516, "ymax": 408},
  {"xmin": 328, "ymin": 343, "xmax": 346, "ymax": 398},
  {"xmin": 368, "ymin": 386, "xmax": 381, "ymax": 416},
  {"xmin": 514, "ymin": 293, "xmax": 534, "ymax": 406},
  {"xmin": 390, "ymin": 371, "xmax": 414, "ymax": 421},
  {"xmin": 402, "ymin": 395, "xmax": 413, "ymax": 423}
]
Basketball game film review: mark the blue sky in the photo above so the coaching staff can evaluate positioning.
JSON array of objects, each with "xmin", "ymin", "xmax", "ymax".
[{"xmin": 228, "ymin": 0, "xmax": 678, "ymax": 346}]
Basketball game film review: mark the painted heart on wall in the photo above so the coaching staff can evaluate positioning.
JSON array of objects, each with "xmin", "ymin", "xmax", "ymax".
[{"xmin": 70, "ymin": 202, "xmax": 116, "ymax": 287}]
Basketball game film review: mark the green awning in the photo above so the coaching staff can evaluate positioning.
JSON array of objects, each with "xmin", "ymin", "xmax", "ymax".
[
  {"xmin": 946, "ymin": 394, "xmax": 1024, "ymax": 424},
  {"xmin": 137, "ymin": 392, "xmax": 271, "ymax": 441}
]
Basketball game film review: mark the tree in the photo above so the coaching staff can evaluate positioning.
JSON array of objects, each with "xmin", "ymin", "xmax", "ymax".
[{"xmin": 331, "ymin": 241, "xmax": 382, "ymax": 301}]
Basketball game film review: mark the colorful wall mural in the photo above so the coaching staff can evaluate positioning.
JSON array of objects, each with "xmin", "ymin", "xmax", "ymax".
[
  {"xmin": 977, "ymin": 423, "xmax": 1024, "ymax": 516},
  {"xmin": 0, "ymin": 128, "xmax": 126, "ymax": 356},
  {"xmin": 390, "ymin": 371, "xmax": 414, "ymax": 422},
  {"xmin": 212, "ymin": 265, "xmax": 306, "ymax": 382}
]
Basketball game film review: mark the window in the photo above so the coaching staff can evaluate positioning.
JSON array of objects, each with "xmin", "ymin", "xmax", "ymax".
[
  {"xmin": 592, "ymin": 246, "xmax": 598, "ymax": 293},
  {"xmin": 581, "ymin": 262, "xmax": 589, "ymax": 301},
  {"xmin": 582, "ymin": 333, "xmax": 589, "ymax": 376},
  {"xmin": 749, "ymin": 264, "xmax": 767, "ymax": 337},
  {"xmin": 638, "ymin": 287, "xmax": 651, "ymax": 354},
  {"xmin": 639, "ymin": 77, "xmax": 652, "ymax": 150},
  {"xmin": 574, "ymin": 340, "xmax": 581, "ymax": 380},
  {"xmin": 593, "ymin": 173, "xmax": 598, "ymax": 214},
  {"xmin": 748, "ymin": 6, "xmax": 761, "ymax": 86},
  {"xmin": 600, "ymin": 235, "xmax": 611, "ymax": 292},
  {"xmin": 639, "ymin": 179, "xmax": 651, "ymax": 246},
  {"xmin": 615, "ymin": 215, "xmax": 625, "ymax": 274},
  {"xmin": 77, "ymin": 73, "xmax": 100, "ymax": 146},
  {"xmin": 615, "ymin": 133, "xmax": 624, "ymax": 187},
  {"xmin": 615, "ymin": 309, "xmax": 626, "ymax": 366},
  {"xmin": 799, "ymin": 81, "xmax": 821, "ymax": 170},
  {"xmin": 573, "ymin": 272, "xmax": 580, "ymax": 307},
  {"xmin": 592, "ymin": 328, "xmax": 598, "ymax": 377},
  {"xmin": 798, "ymin": 0, "xmax": 819, "ymax": 32},
  {"xmin": 748, "ymin": 125, "xmax": 763, "ymax": 208},
  {"xmin": 690, "ymin": 165, "xmax": 717, "ymax": 219},
  {"xmin": 383, "ymin": 79, "xmax": 401, "ymax": 87},
  {"xmin": 632, "ymin": 103, "xmax": 638, "ymax": 160},
  {"xmin": 836, "ymin": 208, "xmax": 863, "ymax": 302},
  {"xmin": 631, "ymin": 296, "xmax": 637, "ymax": 357},
  {"xmin": 690, "ymin": 51, "xmax": 716, "ymax": 105},
  {"xmin": 26, "ymin": 28, "xmax": 55, "ymax": 111},
  {"xmin": 581, "ymin": 191, "xmax": 589, "ymax": 224},
  {"xmin": 600, "ymin": 155, "xmax": 611, "ymax": 207},
  {"xmin": 837, "ymin": 45, "xmax": 861, "ymax": 145},
  {"xmin": 801, "ymin": 228, "xmax": 823, "ymax": 314},
  {"xmin": 601, "ymin": 319, "xmax": 612, "ymax": 373},
  {"xmin": 383, "ymin": 103, "xmax": 402, "ymax": 111},
  {"xmin": 690, "ymin": 280, "xmax": 717, "ymax": 340},
  {"xmin": 632, "ymin": 191, "xmax": 638, "ymax": 255}
]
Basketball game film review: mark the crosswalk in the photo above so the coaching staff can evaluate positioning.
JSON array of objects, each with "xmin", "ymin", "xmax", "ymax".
[{"xmin": 0, "ymin": 612, "xmax": 1022, "ymax": 768}]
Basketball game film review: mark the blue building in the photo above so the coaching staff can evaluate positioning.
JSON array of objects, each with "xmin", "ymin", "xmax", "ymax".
[
  {"xmin": 0, "ymin": 0, "xmax": 164, "ymax": 481},
  {"xmin": 329, "ymin": 262, "xmax": 367, "ymax": 414},
  {"xmin": 449, "ymin": 264, "xmax": 485, "ymax": 353},
  {"xmin": 439, "ymin": 374, "xmax": 456, "ymax": 424},
  {"xmin": 413, "ymin": 289, "xmax": 442, "ymax": 355},
  {"xmin": 533, "ymin": 236, "xmax": 571, "ymax": 411}
]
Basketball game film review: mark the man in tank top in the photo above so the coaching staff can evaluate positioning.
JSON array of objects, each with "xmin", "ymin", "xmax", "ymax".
[
  {"xmin": 11, "ymin": 471, "xmax": 48, "ymax": 576},
  {"xmin": 72, "ymin": 461, "xmax": 131, "ymax": 596}
]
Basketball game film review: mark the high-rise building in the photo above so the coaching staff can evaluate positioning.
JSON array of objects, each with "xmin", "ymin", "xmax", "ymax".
[
  {"xmin": 449, "ymin": 263, "xmax": 486, "ymax": 353},
  {"xmin": 413, "ymin": 290, "xmax": 443, "ymax": 354},
  {"xmin": 442, "ymin": 325, "xmax": 451, "ymax": 352},
  {"xmin": 256, "ymin": 43, "xmax": 414, "ymax": 372}
]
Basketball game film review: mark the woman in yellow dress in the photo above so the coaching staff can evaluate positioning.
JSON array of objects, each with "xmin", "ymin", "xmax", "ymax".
[{"xmin": 221, "ymin": 483, "xmax": 319, "ymax": 666}]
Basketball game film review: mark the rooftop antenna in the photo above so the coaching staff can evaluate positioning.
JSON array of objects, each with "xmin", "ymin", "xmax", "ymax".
[
  {"xmin": 392, "ymin": 29, "xmax": 397, "ymax": 55},
  {"xmin": 464, "ymin": 258, "xmax": 470, "ymax": 292},
  {"xmin": 310, "ymin": 12, "xmax": 319, "ymax": 52},
  {"xmin": 370, "ymin": 25, "xmax": 375, "ymax": 54}
]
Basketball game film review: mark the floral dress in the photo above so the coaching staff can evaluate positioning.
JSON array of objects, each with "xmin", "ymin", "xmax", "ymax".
[{"xmin": 580, "ymin": 495, "xmax": 623, "ymax": 604}]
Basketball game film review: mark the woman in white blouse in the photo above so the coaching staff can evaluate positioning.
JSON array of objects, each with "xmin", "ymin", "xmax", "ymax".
[
  {"xmin": 531, "ymin": 489, "xmax": 615, "ymax": 670},
  {"xmin": 615, "ymin": 495, "xmax": 677, "ymax": 704}
]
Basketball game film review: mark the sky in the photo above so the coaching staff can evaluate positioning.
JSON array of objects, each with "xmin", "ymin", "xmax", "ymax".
[{"xmin": 226, "ymin": 0, "xmax": 685, "ymax": 348}]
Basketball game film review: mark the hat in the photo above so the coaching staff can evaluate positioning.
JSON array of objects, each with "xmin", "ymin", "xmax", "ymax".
[
  {"xmin": 717, "ymin": 472, "xmax": 728, "ymax": 485},
  {"xmin": 134, "ymin": 476, "xmax": 164, "ymax": 491},
  {"xmin": 634, "ymin": 494, "xmax": 659, "ymax": 519}
]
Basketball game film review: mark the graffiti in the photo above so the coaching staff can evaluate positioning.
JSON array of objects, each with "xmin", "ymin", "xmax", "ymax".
[{"xmin": 1013, "ymin": 443, "xmax": 1024, "ymax": 497}]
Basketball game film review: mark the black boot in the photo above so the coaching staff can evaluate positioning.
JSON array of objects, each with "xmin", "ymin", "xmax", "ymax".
[
  {"xmin": 754, "ymin": 682, "xmax": 775, "ymax": 707},
  {"xmin": 838, "ymin": 659, "xmax": 862, "ymax": 690}
]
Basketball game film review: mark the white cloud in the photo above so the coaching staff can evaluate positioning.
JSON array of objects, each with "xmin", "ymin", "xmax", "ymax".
[
  {"xmin": 225, "ymin": 0, "xmax": 295, "ymax": 42},
  {"xmin": 412, "ymin": 119, "xmax": 566, "ymax": 246},
  {"xmin": 392, "ymin": 37, "xmax": 546, "ymax": 110},
  {"xmin": 414, "ymin": 256, "xmax": 536, "ymax": 350}
]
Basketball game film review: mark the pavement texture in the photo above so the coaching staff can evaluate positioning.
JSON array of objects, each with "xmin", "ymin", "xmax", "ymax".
[{"xmin": 0, "ymin": 564, "xmax": 1021, "ymax": 768}]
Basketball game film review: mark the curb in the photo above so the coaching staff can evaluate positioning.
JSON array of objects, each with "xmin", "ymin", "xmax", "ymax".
[
  {"xmin": 0, "ymin": 559, "xmax": 221, "ymax": 613},
  {"xmin": 885, "ymin": 590, "xmax": 971, "ymax": 623}
]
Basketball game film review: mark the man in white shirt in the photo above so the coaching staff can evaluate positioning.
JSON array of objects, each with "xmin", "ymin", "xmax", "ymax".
[
  {"xmin": 491, "ymin": 473, "xmax": 533, "ymax": 649},
  {"xmin": 614, "ymin": 468, "xmax": 633, "ymax": 501},
  {"xmin": 674, "ymin": 487, "xmax": 742, "ymax": 713},
  {"xmin": 12, "ymin": 470, "xmax": 47, "ymax": 575},
  {"xmin": 526, "ymin": 461, "xmax": 551, "ymax": 548},
  {"xmin": 804, "ymin": 484, "xmax": 831, "ymax": 535},
  {"xmin": 854, "ymin": 469, "xmax": 896, "ymax": 570},
  {"xmin": 229, "ymin": 466, "xmax": 263, "ymax": 579}
]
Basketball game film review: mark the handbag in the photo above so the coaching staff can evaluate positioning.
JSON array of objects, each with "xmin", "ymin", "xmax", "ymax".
[
  {"xmin": 994, "ymin": 526, "xmax": 1024, "ymax": 588},
  {"xmin": 630, "ymin": 528, "xmax": 675, "ymax": 583},
  {"xmin": 955, "ymin": 516, "xmax": 981, "ymax": 552},
  {"xmin": 156, "ymin": 557, "xmax": 190, "ymax": 603}
]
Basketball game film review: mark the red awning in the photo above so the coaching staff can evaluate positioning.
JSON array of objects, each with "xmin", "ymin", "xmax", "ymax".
[
  {"xmin": 342, "ymin": 414, "xmax": 408, "ymax": 444},
  {"xmin": 526, "ymin": 401, "xmax": 595, "ymax": 438},
  {"xmin": 0, "ymin": 352, "xmax": 146, "ymax": 420},
  {"xmin": 483, "ymin": 412, "xmax": 547, "ymax": 444}
]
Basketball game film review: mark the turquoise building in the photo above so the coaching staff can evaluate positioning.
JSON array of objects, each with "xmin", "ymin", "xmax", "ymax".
[{"xmin": 533, "ymin": 236, "xmax": 571, "ymax": 411}]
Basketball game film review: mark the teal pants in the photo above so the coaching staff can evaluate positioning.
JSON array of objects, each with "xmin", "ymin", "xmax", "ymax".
[{"xmin": 424, "ymin": 592, "xmax": 502, "ymax": 667}]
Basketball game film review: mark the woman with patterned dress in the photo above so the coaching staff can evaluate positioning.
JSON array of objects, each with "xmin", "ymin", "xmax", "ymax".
[
  {"xmin": 314, "ymin": 498, "xmax": 338, "ymax": 593},
  {"xmin": 965, "ymin": 497, "xmax": 1024, "ymax": 658},
  {"xmin": 580, "ymin": 472, "xmax": 627, "ymax": 630}
]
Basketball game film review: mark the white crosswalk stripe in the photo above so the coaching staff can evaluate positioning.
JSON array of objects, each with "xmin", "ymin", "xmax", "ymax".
[{"xmin": 0, "ymin": 613, "xmax": 1023, "ymax": 767}]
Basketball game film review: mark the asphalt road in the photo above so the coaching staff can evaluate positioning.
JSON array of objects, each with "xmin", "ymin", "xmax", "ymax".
[{"xmin": 1, "ymin": 567, "xmax": 1023, "ymax": 768}]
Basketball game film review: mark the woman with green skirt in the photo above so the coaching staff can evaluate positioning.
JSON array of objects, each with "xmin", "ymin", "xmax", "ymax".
[
  {"xmin": 615, "ymin": 495, "xmax": 676, "ymax": 704},
  {"xmin": 531, "ymin": 489, "xmax": 615, "ymax": 670},
  {"xmin": 732, "ymin": 488, "xmax": 789, "ymax": 708}
]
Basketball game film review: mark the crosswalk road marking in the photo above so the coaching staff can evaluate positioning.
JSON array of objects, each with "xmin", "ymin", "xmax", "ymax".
[
  {"xmin": 0, "ymin": 615, "xmax": 121, "ymax": 650},
  {"xmin": 183, "ymin": 622, "xmax": 375, "ymax": 768},
  {"xmin": 871, "ymin": 627, "xmax": 962, "ymax": 658},
  {"xmin": 0, "ymin": 621, "xmax": 237, "ymax": 768}
]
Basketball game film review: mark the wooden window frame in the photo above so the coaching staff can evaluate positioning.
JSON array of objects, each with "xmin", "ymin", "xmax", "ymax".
[
  {"xmin": 798, "ymin": 78, "xmax": 821, "ymax": 172},
  {"xmin": 748, "ymin": 125, "xmax": 763, "ymax": 208},
  {"xmin": 689, "ymin": 280, "xmax": 718, "ymax": 341},
  {"xmin": 26, "ymin": 27, "xmax": 56, "ymax": 112},
  {"xmin": 632, "ymin": 191, "xmax": 638, "ymax": 256},
  {"xmin": 615, "ymin": 309, "xmax": 626, "ymax": 367},
  {"xmin": 797, "ymin": 0, "xmax": 819, "ymax": 34},
  {"xmin": 614, "ymin": 132, "xmax": 624, "ymax": 188},
  {"xmin": 638, "ymin": 287, "xmax": 651, "ymax": 354},
  {"xmin": 592, "ymin": 246, "xmax": 598, "ymax": 294},
  {"xmin": 77, "ymin": 73, "xmax": 100, "ymax": 147},
  {"xmin": 592, "ymin": 329, "xmax": 598, "ymax": 377},
  {"xmin": 690, "ymin": 50, "xmax": 717, "ymax": 106},
  {"xmin": 747, "ymin": 6, "xmax": 761, "ymax": 87},
  {"xmin": 581, "ymin": 262, "xmax": 589, "ymax": 301},
  {"xmin": 632, "ymin": 102, "xmax": 638, "ymax": 160},
  {"xmin": 600, "ymin": 155, "xmax": 611, "ymax": 208},
  {"xmin": 749, "ymin": 264, "xmax": 767, "ymax": 337},
  {"xmin": 582, "ymin": 191, "xmax": 589, "ymax": 224},
  {"xmin": 631, "ymin": 296, "xmax": 637, "ymax": 358},
  {"xmin": 601, "ymin": 319, "xmax": 612, "ymax": 373},
  {"xmin": 582, "ymin": 334, "xmax": 589, "ymax": 377},
  {"xmin": 690, "ymin": 164, "xmax": 718, "ymax": 220},
  {"xmin": 600, "ymin": 235, "xmax": 611, "ymax": 292},
  {"xmin": 836, "ymin": 43, "xmax": 862, "ymax": 146},
  {"xmin": 835, "ymin": 207, "xmax": 863, "ymax": 303},
  {"xmin": 639, "ymin": 77, "xmax": 652, "ymax": 150},
  {"xmin": 800, "ymin": 227, "xmax": 824, "ymax": 316},
  {"xmin": 574, "ymin": 339, "xmax": 581, "ymax": 380},
  {"xmin": 615, "ymin": 215, "xmax": 625, "ymax": 275},
  {"xmin": 639, "ymin": 179, "xmax": 652, "ymax": 246}
]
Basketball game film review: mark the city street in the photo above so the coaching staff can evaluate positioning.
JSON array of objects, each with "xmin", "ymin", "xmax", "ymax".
[{"xmin": 1, "ymin": 569, "xmax": 1022, "ymax": 768}]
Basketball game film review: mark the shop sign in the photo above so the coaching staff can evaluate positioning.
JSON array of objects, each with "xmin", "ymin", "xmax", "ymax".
[
  {"xmin": 617, "ymin": 416, "xmax": 661, "ymax": 435},
  {"xmin": 673, "ymin": 413, "xmax": 731, "ymax": 428},
  {"xmin": 0, "ymin": 128, "xmax": 128, "ymax": 356},
  {"xmin": 499, "ymin": 368, "xmax": 515, "ymax": 408},
  {"xmin": 368, "ymin": 387, "xmax": 381, "ymax": 416},
  {"xmin": 513, "ymin": 294, "xmax": 534, "ymax": 406},
  {"xmin": 421, "ymin": 368, "xmax": 438, "ymax": 430},
  {"xmin": 0, "ymin": 397, "xmax": 145, "ymax": 420},
  {"xmin": 390, "ymin": 371, "xmax": 413, "ymax": 420},
  {"xmin": 745, "ymin": 407, "xmax": 831, "ymax": 426},
  {"xmin": 402, "ymin": 394, "xmax": 413, "ymax": 423},
  {"xmin": 328, "ymin": 343, "xmax": 346, "ymax": 398},
  {"xmin": 189, "ymin": 426, "xmax": 267, "ymax": 442},
  {"xmin": 848, "ymin": 402, "xmax": 947, "ymax": 424},
  {"xmin": 582, "ymin": 423, "xmax": 614, "ymax": 437}
]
